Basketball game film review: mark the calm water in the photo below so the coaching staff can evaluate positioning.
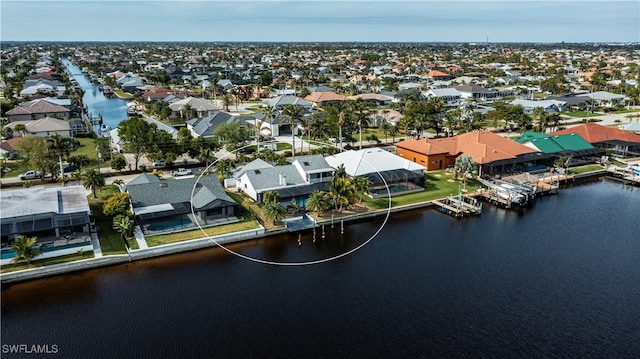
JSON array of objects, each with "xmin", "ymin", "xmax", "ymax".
[
  {"xmin": 61, "ymin": 58, "xmax": 128, "ymax": 131},
  {"xmin": 2, "ymin": 180, "xmax": 639, "ymax": 358}
]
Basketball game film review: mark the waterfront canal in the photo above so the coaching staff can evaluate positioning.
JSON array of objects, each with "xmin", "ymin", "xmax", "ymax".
[
  {"xmin": 2, "ymin": 180, "xmax": 639, "ymax": 358},
  {"xmin": 61, "ymin": 58, "xmax": 128, "ymax": 132}
]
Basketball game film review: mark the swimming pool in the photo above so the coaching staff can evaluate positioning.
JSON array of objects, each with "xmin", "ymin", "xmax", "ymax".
[
  {"xmin": 370, "ymin": 185, "xmax": 410, "ymax": 195},
  {"xmin": 147, "ymin": 218, "xmax": 194, "ymax": 232}
]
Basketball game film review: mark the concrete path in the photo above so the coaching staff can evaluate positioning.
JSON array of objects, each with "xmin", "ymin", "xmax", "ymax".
[
  {"xmin": 90, "ymin": 231, "xmax": 103, "ymax": 258},
  {"xmin": 133, "ymin": 226, "xmax": 148, "ymax": 249}
]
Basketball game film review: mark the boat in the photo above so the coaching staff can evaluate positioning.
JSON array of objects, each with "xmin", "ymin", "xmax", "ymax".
[{"xmin": 100, "ymin": 124, "xmax": 111, "ymax": 132}]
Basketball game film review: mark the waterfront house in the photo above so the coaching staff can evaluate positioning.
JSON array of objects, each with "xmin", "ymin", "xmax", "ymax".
[
  {"xmin": 6, "ymin": 99, "xmax": 71, "ymax": 121},
  {"xmin": 396, "ymin": 131, "xmax": 546, "ymax": 175},
  {"xmin": 0, "ymin": 186, "xmax": 93, "ymax": 265},
  {"xmin": 231, "ymin": 155, "xmax": 334, "ymax": 206},
  {"xmin": 550, "ymin": 123, "xmax": 640, "ymax": 158},
  {"xmin": 324, "ymin": 149, "xmax": 426, "ymax": 196},
  {"xmin": 126, "ymin": 174, "xmax": 239, "ymax": 234},
  {"xmin": 516, "ymin": 131, "xmax": 602, "ymax": 164},
  {"xmin": 4, "ymin": 117, "xmax": 72, "ymax": 137}
]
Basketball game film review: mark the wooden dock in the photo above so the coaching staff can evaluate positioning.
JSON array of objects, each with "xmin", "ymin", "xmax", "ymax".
[
  {"xmin": 433, "ymin": 195, "xmax": 482, "ymax": 218},
  {"xmin": 476, "ymin": 189, "xmax": 515, "ymax": 208}
]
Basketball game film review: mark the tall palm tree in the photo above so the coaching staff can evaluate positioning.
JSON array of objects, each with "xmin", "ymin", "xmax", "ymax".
[
  {"xmin": 196, "ymin": 147, "xmax": 216, "ymax": 167},
  {"xmin": 47, "ymin": 134, "xmax": 73, "ymax": 186},
  {"xmin": 282, "ymin": 104, "xmax": 304, "ymax": 158},
  {"xmin": 350, "ymin": 99, "xmax": 371, "ymax": 150},
  {"xmin": 81, "ymin": 168, "xmax": 105, "ymax": 198},
  {"xmin": 306, "ymin": 190, "xmax": 332, "ymax": 216},
  {"xmin": 12, "ymin": 235, "xmax": 40, "ymax": 264},
  {"xmin": 533, "ymin": 107, "xmax": 548, "ymax": 133},
  {"xmin": 353, "ymin": 177, "xmax": 371, "ymax": 203},
  {"xmin": 13, "ymin": 124, "xmax": 26, "ymax": 137},
  {"xmin": 328, "ymin": 176, "xmax": 355, "ymax": 212},
  {"xmin": 263, "ymin": 201, "xmax": 286, "ymax": 225}
]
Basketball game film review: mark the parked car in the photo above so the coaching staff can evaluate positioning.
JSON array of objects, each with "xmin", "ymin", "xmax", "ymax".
[
  {"xmin": 18, "ymin": 170, "xmax": 43, "ymax": 180},
  {"xmin": 63, "ymin": 165, "xmax": 78, "ymax": 173},
  {"xmin": 172, "ymin": 168, "xmax": 192, "ymax": 177},
  {"xmin": 152, "ymin": 159, "xmax": 166, "ymax": 167}
]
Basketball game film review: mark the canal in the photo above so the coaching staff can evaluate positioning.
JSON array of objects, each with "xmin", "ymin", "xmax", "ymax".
[
  {"xmin": 61, "ymin": 58, "xmax": 129, "ymax": 132},
  {"xmin": 1, "ymin": 180, "xmax": 639, "ymax": 358}
]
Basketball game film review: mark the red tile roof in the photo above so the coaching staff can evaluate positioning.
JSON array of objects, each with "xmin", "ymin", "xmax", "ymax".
[
  {"xmin": 396, "ymin": 131, "xmax": 538, "ymax": 164},
  {"xmin": 427, "ymin": 70, "xmax": 450, "ymax": 78},
  {"xmin": 550, "ymin": 123, "xmax": 640, "ymax": 144}
]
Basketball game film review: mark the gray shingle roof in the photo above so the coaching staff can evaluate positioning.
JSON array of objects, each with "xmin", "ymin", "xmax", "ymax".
[
  {"xmin": 127, "ymin": 175, "xmax": 236, "ymax": 211},
  {"xmin": 292, "ymin": 154, "xmax": 333, "ymax": 173},
  {"xmin": 243, "ymin": 165, "xmax": 306, "ymax": 191},
  {"xmin": 232, "ymin": 158, "xmax": 273, "ymax": 179},
  {"xmin": 186, "ymin": 112, "xmax": 238, "ymax": 137}
]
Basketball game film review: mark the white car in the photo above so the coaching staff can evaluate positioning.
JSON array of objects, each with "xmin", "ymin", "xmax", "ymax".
[{"xmin": 172, "ymin": 168, "xmax": 192, "ymax": 177}]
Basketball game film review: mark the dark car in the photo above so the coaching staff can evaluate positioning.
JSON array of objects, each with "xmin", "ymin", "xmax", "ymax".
[{"xmin": 63, "ymin": 165, "xmax": 78, "ymax": 173}]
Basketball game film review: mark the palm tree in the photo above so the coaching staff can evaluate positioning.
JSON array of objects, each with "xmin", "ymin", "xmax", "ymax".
[
  {"xmin": 12, "ymin": 235, "xmax": 40, "ymax": 264},
  {"xmin": 196, "ymin": 147, "xmax": 216, "ymax": 167},
  {"xmin": 533, "ymin": 107, "xmax": 548, "ymax": 133},
  {"xmin": 68, "ymin": 154, "xmax": 91, "ymax": 170},
  {"xmin": 181, "ymin": 104, "xmax": 193, "ymax": 120},
  {"xmin": 305, "ymin": 190, "xmax": 332, "ymax": 216},
  {"xmin": 113, "ymin": 215, "xmax": 135, "ymax": 244},
  {"xmin": 47, "ymin": 134, "xmax": 73, "ymax": 186},
  {"xmin": 221, "ymin": 93, "xmax": 232, "ymax": 111},
  {"xmin": 353, "ymin": 177, "xmax": 371, "ymax": 203},
  {"xmin": 263, "ymin": 201, "xmax": 286, "ymax": 225},
  {"xmin": 351, "ymin": 99, "xmax": 371, "ymax": 149},
  {"xmin": 282, "ymin": 104, "xmax": 305, "ymax": 158},
  {"xmin": 379, "ymin": 121, "xmax": 391, "ymax": 144},
  {"xmin": 81, "ymin": 168, "xmax": 105, "ymax": 198},
  {"xmin": 328, "ymin": 176, "xmax": 355, "ymax": 212},
  {"xmin": 13, "ymin": 123, "xmax": 26, "ymax": 137},
  {"xmin": 262, "ymin": 190, "xmax": 280, "ymax": 204},
  {"xmin": 214, "ymin": 158, "xmax": 235, "ymax": 177}
]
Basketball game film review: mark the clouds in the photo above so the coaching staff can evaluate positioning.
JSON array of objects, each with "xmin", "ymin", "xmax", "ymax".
[{"xmin": 1, "ymin": 1, "xmax": 638, "ymax": 42}]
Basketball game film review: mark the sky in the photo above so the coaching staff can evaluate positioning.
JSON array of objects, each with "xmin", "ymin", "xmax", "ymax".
[{"xmin": 1, "ymin": 1, "xmax": 639, "ymax": 43}]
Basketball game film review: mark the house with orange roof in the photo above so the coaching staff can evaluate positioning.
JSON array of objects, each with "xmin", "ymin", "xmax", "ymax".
[
  {"xmin": 396, "ymin": 131, "xmax": 546, "ymax": 174},
  {"xmin": 550, "ymin": 123, "xmax": 640, "ymax": 158},
  {"xmin": 304, "ymin": 91, "xmax": 346, "ymax": 107},
  {"xmin": 426, "ymin": 70, "xmax": 453, "ymax": 81}
]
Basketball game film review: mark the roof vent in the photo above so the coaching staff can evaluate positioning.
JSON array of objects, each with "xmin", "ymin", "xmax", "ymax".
[
  {"xmin": 303, "ymin": 161, "xmax": 310, "ymax": 166},
  {"xmin": 195, "ymin": 183, "xmax": 203, "ymax": 188},
  {"xmin": 159, "ymin": 182, "xmax": 168, "ymax": 187}
]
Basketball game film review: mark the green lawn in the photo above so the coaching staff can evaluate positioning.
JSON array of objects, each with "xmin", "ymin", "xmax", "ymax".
[
  {"xmin": 568, "ymin": 164, "xmax": 605, "ymax": 174},
  {"xmin": 144, "ymin": 219, "xmax": 261, "ymax": 247},
  {"xmin": 364, "ymin": 171, "xmax": 482, "ymax": 210},
  {"xmin": 88, "ymin": 185, "xmax": 130, "ymax": 255},
  {"xmin": 1, "ymin": 251, "xmax": 95, "ymax": 273},
  {"xmin": 113, "ymin": 88, "xmax": 134, "ymax": 99},
  {"xmin": 72, "ymin": 137, "xmax": 111, "ymax": 168},
  {"xmin": 1, "ymin": 159, "xmax": 31, "ymax": 178},
  {"xmin": 563, "ymin": 111, "xmax": 602, "ymax": 118}
]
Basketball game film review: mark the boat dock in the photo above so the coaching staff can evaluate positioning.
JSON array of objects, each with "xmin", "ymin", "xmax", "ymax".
[{"xmin": 433, "ymin": 193, "xmax": 482, "ymax": 218}]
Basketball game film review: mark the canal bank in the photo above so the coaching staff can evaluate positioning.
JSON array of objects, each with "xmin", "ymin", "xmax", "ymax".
[
  {"xmin": 3, "ymin": 180, "xmax": 639, "ymax": 359},
  {"xmin": 2, "ymin": 172, "xmax": 627, "ymax": 284}
]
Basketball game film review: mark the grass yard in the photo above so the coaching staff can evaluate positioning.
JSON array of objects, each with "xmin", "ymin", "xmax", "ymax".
[
  {"xmin": 612, "ymin": 109, "xmax": 640, "ymax": 114},
  {"xmin": 1, "ymin": 159, "xmax": 31, "ymax": 178},
  {"xmin": 88, "ymin": 185, "xmax": 130, "ymax": 255},
  {"xmin": 1, "ymin": 251, "xmax": 95, "ymax": 273},
  {"xmin": 568, "ymin": 164, "xmax": 605, "ymax": 174},
  {"xmin": 364, "ymin": 171, "xmax": 482, "ymax": 210},
  {"xmin": 72, "ymin": 137, "xmax": 111, "ymax": 168},
  {"xmin": 143, "ymin": 190, "xmax": 262, "ymax": 247},
  {"xmin": 144, "ymin": 220, "xmax": 261, "ymax": 247},
  {"xmin": 113, "ymin": 88, "xmax": 134, "ymax": 99},
  {"xmin": 563, "ymin": 111, "xmax": 602, "ymax": 118}
]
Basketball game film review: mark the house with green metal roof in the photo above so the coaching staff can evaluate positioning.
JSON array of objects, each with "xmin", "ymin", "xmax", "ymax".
[
  {"xmin": 516, "ymin": 131, "xmax": 602, "ymax": 159},
  {"xmin": 126, "ymin": 175, "xmax": 239, "ymax": 234}
]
